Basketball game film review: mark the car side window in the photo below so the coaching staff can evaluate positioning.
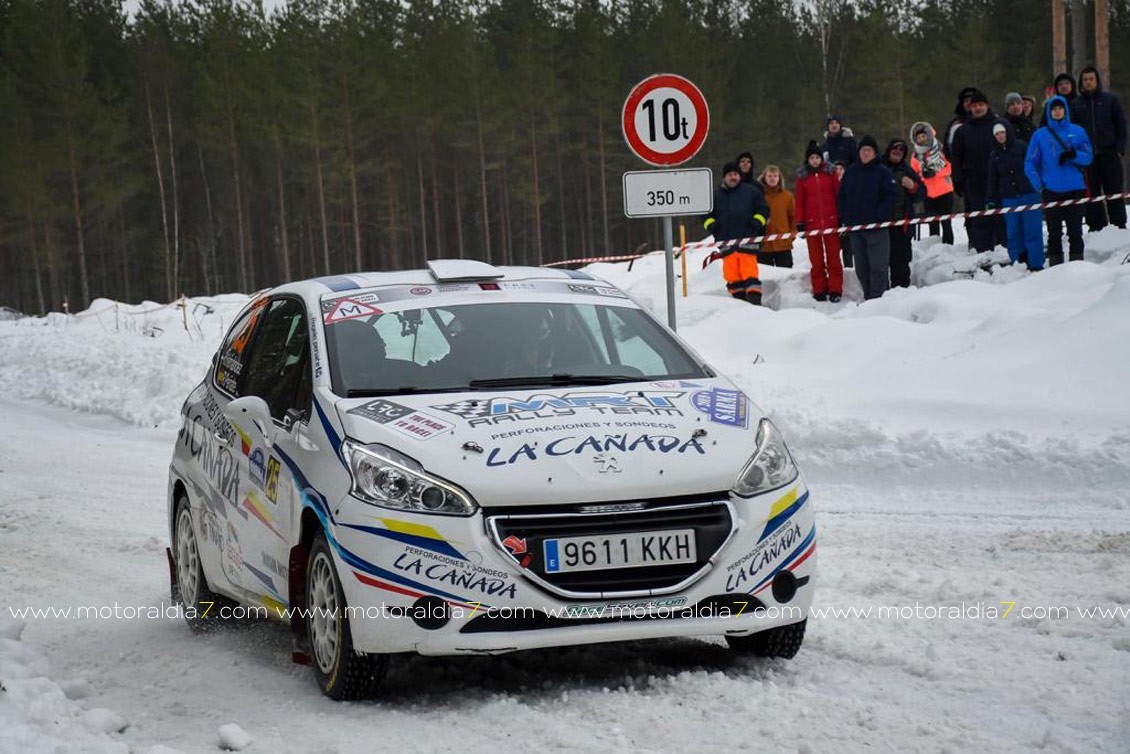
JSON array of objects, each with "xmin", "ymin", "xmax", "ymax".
[
  {"xmin": 214, "ymin": 297, "xmax": 268, "ymax": 396},
  {"xmin": 239, "ymin": 298, "xmax": 312, "ymax": 421}
]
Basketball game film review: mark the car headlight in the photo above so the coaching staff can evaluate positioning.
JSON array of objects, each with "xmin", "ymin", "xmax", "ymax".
[
  {"xmin": 342, "ymin": 440, "xmax": 477, "ymax": 516},
  {"xmin": 732, "ymin": 419, "xmax": 799, "ymax": 497}
]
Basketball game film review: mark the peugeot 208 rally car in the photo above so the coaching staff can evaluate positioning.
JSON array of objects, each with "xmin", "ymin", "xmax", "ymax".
[{"xmin": 167, "ymin": 260, "xmax": 816, "ymax": 699}]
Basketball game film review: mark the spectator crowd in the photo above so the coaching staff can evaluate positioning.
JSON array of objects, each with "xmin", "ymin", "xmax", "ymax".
[{"xmin": 702, "ymin": 68, "xmax": 1127, "ymax": 304}]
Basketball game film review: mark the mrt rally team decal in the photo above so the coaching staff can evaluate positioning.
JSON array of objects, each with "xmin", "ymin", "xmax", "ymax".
[{"xmin": 432, "ymin": 390, "xmax": 686, "ymax": 426}]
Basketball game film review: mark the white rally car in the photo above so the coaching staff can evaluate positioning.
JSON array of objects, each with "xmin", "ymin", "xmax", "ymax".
[{"xmin": 167, "ymin": 260, "xmax": 816, "ymax": 699}]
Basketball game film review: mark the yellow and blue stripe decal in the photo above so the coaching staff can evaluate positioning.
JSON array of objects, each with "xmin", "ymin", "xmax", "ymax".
[
  {"xmin": 244, "ymin": 562, "xmax": 285, "ymax": 603},
  {"xmin": 758, "ymin": 488, "xmax": 809, "ymax": 543},
  {"xmin": 748, "ymin": 525, "xmax": 817, "ymax": 596},
  {"xmin": 339, "ymin": 518, "xmax": 466, "ymax": 560},
  {"xmin": 303, "ymin": 498, "xmax": 485, "ymax": 609},
  {"xmin": 242, "ymin": 490, "xmax": 286, "ymax": 541}
]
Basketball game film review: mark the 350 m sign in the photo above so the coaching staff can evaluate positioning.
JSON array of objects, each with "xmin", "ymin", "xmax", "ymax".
[{"xmin": 622, "ymin": 74, "xmax": 710, "ymax": 167}]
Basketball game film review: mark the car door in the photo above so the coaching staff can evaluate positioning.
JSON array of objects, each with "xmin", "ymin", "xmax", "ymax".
[
  {"xmin": 190, "ymin": 296, "xmax": 269, "ymax": 596},
  {"xmin": 228, "ymin": 296, "xmax": 313, "ymax": 609}
]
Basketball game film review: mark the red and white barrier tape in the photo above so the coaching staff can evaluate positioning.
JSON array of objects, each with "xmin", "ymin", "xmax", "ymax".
[{"xmin": 544, "ymin": 191, "xmax": 1130, "ymax": 268}]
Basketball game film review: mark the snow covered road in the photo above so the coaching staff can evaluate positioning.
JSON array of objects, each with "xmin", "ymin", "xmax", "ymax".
[{"xmin": 2, "ymin": 395, "xmax": 1128, "ymax": 752}]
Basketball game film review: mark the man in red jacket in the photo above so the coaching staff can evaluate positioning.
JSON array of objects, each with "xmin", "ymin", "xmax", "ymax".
[{"xmin": 795, "ymin": 141, "xmax": 843, "ymax": 302}]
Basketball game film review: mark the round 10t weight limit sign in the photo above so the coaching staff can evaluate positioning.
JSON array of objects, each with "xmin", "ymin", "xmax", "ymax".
[{"xmin": 622, "ymin": 74, "xmax": 710, "ymax": 166}]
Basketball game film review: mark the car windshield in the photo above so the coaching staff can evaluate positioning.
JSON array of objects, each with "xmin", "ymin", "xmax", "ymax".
[{"xmin": 324, "ymin": 301, "xmax": 709, "ymax": 396}]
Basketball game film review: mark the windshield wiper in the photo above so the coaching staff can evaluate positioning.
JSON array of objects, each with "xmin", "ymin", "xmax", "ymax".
[
  {"xmin": 467, "ymin": 374, "xmax": 641, "ymax": 389},
  {"xmin": 346, "ymin": 386, "xmax": 468, "ymax": 397}
]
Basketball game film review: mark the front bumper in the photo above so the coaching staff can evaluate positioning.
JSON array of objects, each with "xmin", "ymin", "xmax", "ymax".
[{"xmin": 323, "ymin": 481, "xmax": 817, "ymax": 655}]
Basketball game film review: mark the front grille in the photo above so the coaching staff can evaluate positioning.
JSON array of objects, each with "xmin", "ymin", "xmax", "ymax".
[{"xmin": 485, "ymin": 498, "xmax": 734, "ymax": 598}]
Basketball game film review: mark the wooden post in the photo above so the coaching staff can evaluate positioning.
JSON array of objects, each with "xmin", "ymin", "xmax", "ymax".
[
  {"xmin": 1052, "ymin": 0, "xmax": 1067, "ymax": 78},
  {"xmin": 1096, "ymin": 0, "xmax": 1110, "ymax": 87},
  {"xmin": 680, "ymin": 224, "xmax": 688, "ymax": 297}
]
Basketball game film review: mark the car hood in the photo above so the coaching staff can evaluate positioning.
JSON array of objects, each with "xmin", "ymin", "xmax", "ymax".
[{"xmin": 334, "ymin": 379, "xmax": 761, "ymax": 506}]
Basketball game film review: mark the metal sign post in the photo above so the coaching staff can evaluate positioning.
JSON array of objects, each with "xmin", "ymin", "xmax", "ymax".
[{"xmin": 621, "ymin": 74, "xmax": 711, "ymax": 332}]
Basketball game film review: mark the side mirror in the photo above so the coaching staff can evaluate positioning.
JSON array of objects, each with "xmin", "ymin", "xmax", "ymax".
[{"xmin": 222, "ymin": 395, "xmax": 276, "ymax": 446}]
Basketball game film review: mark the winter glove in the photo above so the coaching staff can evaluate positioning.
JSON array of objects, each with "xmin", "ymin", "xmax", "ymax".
[
  {"xmin": 796, "ymin": 222, "xmax": 806, "ymax": 233},
  {"xmin": 1058, "ymin": 147, "xmax": 1077, "ymax": 165},
  {"xmin": 751, "ymin": 217, "xmax": 766, "ymax": 237},
  {"xmin": 922, "ymin": 166, "xmax": 936, "ymax": 178},
  {"xmin": 985, "ymin": 202, "xmax": 996, "ymax": 210}
]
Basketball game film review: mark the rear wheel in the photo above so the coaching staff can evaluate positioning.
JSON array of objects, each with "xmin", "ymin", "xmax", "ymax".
[
  {"xmin": 726, "ymin": 619, "xmax": 807, "ymax": 659},
  {"xmin": 173, "ymin": 496, "xmax": 232, "ymax": 632},
  {"xmin": 306, "ymin": 532, "xmax": 388, "ymax": 700}
]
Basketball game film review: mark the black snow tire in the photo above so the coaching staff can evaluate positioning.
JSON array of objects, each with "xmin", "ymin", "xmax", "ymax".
[
  {"xmin": 306, "ymin": 532, "xmax": 388, "ymax": 700},
  {"xmin": 726, "ymin": 619, "xmax": 807, "ymax": 659}
]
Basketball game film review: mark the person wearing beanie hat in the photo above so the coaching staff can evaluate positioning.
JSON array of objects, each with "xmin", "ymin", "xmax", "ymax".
[
  {"xmin": 1022, "ymin": 95, "xmax": 1038, "ymax": 120},
  {"xmin": 1005, "ymin": 91, "xmax": 1035, "ymax": 141},
  {"xmin": 820, "ymin": 115, "xmax": 858, "ymax": 169},
  {"xmin": 1041, "ymin": 73, "xmax": 1078, "ymax": 127},
  {"xmin": 987, "ymin": 120, "xmax": 1044, "ymax": 270},
  {"xmin": 837, "ymin": 135, "xmax": 896, "ymax": 300},
  {"xmin": 944, "ymin": 86, "xmax": 982, "ymax": 158},
  {"xmin": 882, "ymin": 138, "xmax": 924, "ymax": 289},
  {"xmin": 952, "ymin": 92, "xmax": 1010, "ymax": 251},
  {"xmin": 702, "ymin": 159, "xmax": 771, "ymax": 304},
  {"xmin": 1072, "ymin": 66, "xmax": 1127, "ymax": 230},
  {"xmin": 736, "ymin": 151, "xmax": 755, "ymax": 184},
  {"xmin": 796, "ymin": 141, "xmax": 843, "ymax": 301}
]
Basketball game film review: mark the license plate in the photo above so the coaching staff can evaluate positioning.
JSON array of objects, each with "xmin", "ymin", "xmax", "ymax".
[{"xmin": 542, "ymin": 529, "xmax": 697, "ymax": 573}]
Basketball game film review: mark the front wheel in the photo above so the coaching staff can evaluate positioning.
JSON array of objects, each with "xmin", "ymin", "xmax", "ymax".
[
  {"xmin": 306, "ymin": 532, "xmax": 388, "ymax": 700},
  {"xmin": 726, "ymin": 619, "xmax": 807, "ymax": 659}
]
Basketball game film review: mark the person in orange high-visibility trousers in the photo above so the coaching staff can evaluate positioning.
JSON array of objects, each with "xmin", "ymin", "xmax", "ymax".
[{"xmin": 702, "ymin": 161, "xmax": 770, "ymax": 305}]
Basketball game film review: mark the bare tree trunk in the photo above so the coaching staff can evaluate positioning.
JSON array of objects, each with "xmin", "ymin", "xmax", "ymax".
[
  {"xmin": 24, "ymin": 201, "xmax": 46, "ymax": 314},
  {"xmin": 310, "ymin": 103, "xmax": 331, "ymax": 274},
  {"xmin": 583, "ymin": 142, "xmax": 594, "ymax": 256},
  {"xmin": 416, "ymin": 142, "xmax": 428, "ymax": 262},
  {"xmin": 63, "ymin": 116, "xmax": 90, "ymax": 308},
  {"xmin": 475, "ymin": 98, "xmax": 492, "ymax": 263},
  {"xmin": 1070, "ymin": 0, "xmax": 1087, "ymax": 75},
  {"xmin": 597, "ymin": 108, "xmax": 610, "ymax": 253},
  {"xmin": 453, "ymin": 153, "xmax": 465, "ymax": 259},
  {"xmin": 43, "ymin": 219, "xmax": 59, "ymax": 310},
  {"xmin": 342, "ymin": 74, "xmax": 363, "ymax": 270},
  {"xmin": 117, "ymin": 207, "xmax": 130, "ymax": 304},
  {"xmin": 501, "ymin": 167, "xmax": 513, "ymax": 265},
  {"xmin": 529, "ymin": 118, "xmax": 543, "ymax": 266},
  {"xmin": 228, "ymin": 110, "xmax": 248, "ymax": 291},
  {"xmin": 272, "ymin": 122, "xmax": 292, "ymax": 281},
  {"xmin": 198, "ymin": 145, "xmax": 216, "ymax": 295},
  {"xmin": 145, "ymin": 82, "xmax": 173, "ymax": 300},
  {"xmin": 165, "ymin": 86, "xmax": 181, "ymax": 296},
  {"xmin": 430, "ymin": 139, "xmax": 443, "ymax": 257},
  {"xmin": 555, "ymin": 128, "xmax": 567, "ymax": 263}
]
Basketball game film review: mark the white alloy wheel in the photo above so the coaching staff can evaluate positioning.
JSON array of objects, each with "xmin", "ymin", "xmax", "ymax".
[{"xmin": 308, "ymin": 550, "xmax": 341, "ymax": 674}]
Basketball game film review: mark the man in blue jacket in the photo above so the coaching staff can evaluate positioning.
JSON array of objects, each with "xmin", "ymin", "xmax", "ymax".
[
  {"xmin": 838, "ymin": 135, "xmax": 896, "ymax": 299},
  {"xmin": 1071, "ymin": 66, "xmax": 1127, "ymax": 230},
  {"xmin": 1025, "ymin": 96, "xmax": 1094, "ymax": 265}
]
